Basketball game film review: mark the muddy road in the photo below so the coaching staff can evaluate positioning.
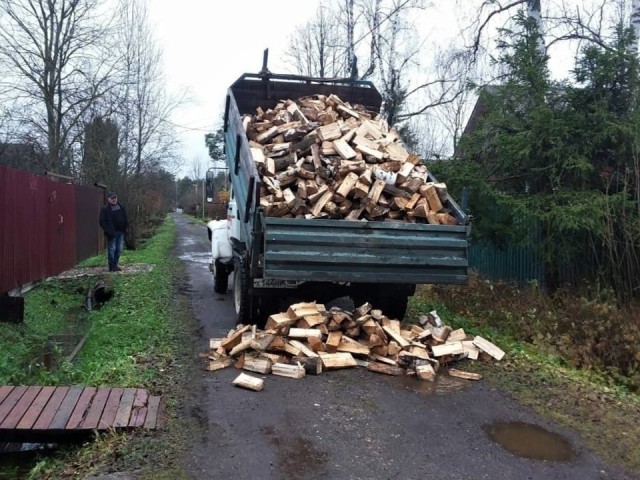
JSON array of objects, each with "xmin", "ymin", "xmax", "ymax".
[{"xmin": 173, "ymin": 213, "xmax": 635, "ymax": 480}]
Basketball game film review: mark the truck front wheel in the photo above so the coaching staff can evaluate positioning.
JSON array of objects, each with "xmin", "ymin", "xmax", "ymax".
[
  {"xmin": 233, "ymin": 256, "xmax": 254, "ymax": 325},
  {"xmin": 214, "ymin": 259, "xmax": 229, "ymax": 293}
]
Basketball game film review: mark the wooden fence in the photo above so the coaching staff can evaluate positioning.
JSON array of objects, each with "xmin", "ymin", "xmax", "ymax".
[{"xmin": 0, "ymin": 166, "xmax": 105, "ymax": 294}]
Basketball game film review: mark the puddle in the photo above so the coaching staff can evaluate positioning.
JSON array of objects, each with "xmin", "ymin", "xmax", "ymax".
[
  {"xmin": 178, "ymin": 252, "xmax": 210, "ymax": 264},
  {"xmin": 393, "ymin": 373, "xmax": 468, "ymax": 396},
  {"xmin": 483, "ymin": 421, "xmax": 575, "ymax": 461},
  {"xmin": 180, "ymin": 237, "xmax": 198, "ymax": 246}
]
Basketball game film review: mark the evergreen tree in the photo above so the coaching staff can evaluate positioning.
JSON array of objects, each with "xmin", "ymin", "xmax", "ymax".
[
  {"xmin": 82, "ymin": 117, "xmax": 120, "ymax": 187},
  {"xmin": 443, "ymin": 14, "xmax": 638, "ymax": 293}
]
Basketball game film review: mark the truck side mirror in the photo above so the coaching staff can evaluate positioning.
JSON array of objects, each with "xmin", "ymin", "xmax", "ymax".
[{"xmin": 205, "ymin": 170, "xmax": 215, "ymax": 203}]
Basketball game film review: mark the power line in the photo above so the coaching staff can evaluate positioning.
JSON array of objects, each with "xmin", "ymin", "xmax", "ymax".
[{"xmin": 162, "ymin": 118, "xmax": 217, "ymax": 132}]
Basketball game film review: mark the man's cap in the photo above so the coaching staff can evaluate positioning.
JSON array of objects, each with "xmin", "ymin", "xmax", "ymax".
[{"xmin": 107, "ymin": 191, "xmax": 117, "ymax": 198}]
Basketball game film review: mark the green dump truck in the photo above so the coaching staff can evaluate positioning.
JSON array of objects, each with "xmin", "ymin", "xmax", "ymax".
[{"xmin": 209, "ymin": 72, "xmax": 469, "ymax": 326}]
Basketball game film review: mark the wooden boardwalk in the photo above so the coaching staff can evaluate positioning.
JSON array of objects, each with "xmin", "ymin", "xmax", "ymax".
[{"xmin": 0, "ymin": 386, "xmax": 164, "ymax": 442}]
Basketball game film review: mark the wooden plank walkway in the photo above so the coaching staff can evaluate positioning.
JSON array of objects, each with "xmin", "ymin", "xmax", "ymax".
[{"xmin": 0, "ymin": 386, "xmax": 164, "ymax": 442}]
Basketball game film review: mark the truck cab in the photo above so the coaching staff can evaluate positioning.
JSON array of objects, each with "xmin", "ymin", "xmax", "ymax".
[{"xmin": 206, "ymin": 195, "xmax": 236, "ymax": 294}]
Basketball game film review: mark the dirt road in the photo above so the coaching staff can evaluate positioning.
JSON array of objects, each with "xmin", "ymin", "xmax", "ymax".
[{"xmin": 172, "ymin": 213, "xmax": 636, "ymax": 480}]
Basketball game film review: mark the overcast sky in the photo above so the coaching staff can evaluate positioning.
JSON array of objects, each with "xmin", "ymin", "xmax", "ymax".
[
  {"xmin": 146, "ymin": 0, "xmax": 585, "ymax": 179},
  {"xmin": 147, "ymin": 0, "xmax": 323, "ymax": 177}
]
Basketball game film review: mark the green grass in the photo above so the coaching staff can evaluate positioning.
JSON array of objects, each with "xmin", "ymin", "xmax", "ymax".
[
  {"xmin": 0, "ymin": 281, "xmax": 88, "ymax": 385},
  {"xmin": 0, "ymin": 215, "xmax": 196, "ymax": 479},
  {"xmin": 69, "ymin": 221, "xmax": 180, "ymax": 388},
  {"xmin": 407, "ymin": 286, "xmax": 640, "ymax": 473},
  {"xmin": 0, "ymin": 217, "xmax": 179, "ymax": 389}
]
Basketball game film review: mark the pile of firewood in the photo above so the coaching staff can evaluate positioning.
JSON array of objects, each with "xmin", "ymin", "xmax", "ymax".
[
  {"xmin": 203, "ymin": 302, "xmax": 505, "ymax": 392},
  {"xmin": 244, "ymin": 94, "xmax": 459, "ymax": 224}
]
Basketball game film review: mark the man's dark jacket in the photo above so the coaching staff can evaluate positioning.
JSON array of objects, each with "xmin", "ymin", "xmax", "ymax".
[{"xmin": 100, "ymin": 203, "xmax": 129, "ymax": 238}]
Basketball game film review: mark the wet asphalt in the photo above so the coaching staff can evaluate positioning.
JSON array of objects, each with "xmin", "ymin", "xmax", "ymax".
[{"xmin": 172, "ymin": 213, "xmax": 637, "ymax": 480}]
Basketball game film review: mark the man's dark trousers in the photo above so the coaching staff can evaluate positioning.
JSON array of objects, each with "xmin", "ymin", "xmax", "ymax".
[{"xmin": 107, "ymin": 231, "xmax": 125, "ymax": 271}]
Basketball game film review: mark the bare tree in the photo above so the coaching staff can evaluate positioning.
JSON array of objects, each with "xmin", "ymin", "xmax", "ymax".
[
  {"xmin": 633, "ymin": 0, "xmax": 640, "ymax": 50},
  {"xmin": 285, "ymin": 5, "xmax": 347, "ymax": 77},
  {"xmin": 0, "ymin": 0, "xmax": 116, "ymax": 174},
  {"xmin": 189, "ymin": 156, "xmax": 204, "ymax": 181},
  {"xmin": 114, "ymin": 0, "xmax": 181, "ymax": 178}
]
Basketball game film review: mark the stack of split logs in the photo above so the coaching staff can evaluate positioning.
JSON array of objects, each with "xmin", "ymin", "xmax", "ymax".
[
  {"xmin": 245, "ymin": 94, "xmax": 458, "ymax": 224},
  {"xmin": 204, "ymin": 302, "xmax": 505, "ymax": 392}
]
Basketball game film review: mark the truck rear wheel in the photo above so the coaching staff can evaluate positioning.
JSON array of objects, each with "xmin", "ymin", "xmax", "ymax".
[
  {"xmin": 233, "ymin": 256, "xmax": 255, "ymax": 325},
  {"xmin": 352, "ymin": 284, "xmax": 410, "ymax": 320},
  {"xmin": 378, "ymin": 296, "xmax": 408, "ymax": 320}
]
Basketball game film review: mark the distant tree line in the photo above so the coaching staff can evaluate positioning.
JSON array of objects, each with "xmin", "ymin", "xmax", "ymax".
[{"xmin": 0, "ymin": 0, "xmax": 181, "ymax": 247}]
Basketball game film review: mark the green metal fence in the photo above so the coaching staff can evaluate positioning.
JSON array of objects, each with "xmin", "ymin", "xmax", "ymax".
[{"xmin": 469, "ymin": 238, "xmax": 544, "ymax": 285}]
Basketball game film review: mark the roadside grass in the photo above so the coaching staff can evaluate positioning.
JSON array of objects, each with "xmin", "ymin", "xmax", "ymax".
[
  {"xmin": 407, "ymin": 279, "xmax": 640, "ymax": 474},
  {"xmin": 0, "ymin": 216, "xmax": 196, "ymax": 479},
  {"xmin": 0, "ymin": 283, "xmax": 87, "ymax": 386}
]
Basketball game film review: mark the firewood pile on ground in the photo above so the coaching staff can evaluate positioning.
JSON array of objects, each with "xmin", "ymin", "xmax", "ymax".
[
  {"xmin": 202, "ymin": 302, "xmax": 505, "ymax": 392},
  {"xmin": 244, "ymin": 94, "xmax": 459, "ymax": 224}
]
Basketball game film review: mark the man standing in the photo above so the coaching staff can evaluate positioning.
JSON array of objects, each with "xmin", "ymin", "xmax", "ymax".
[{"xmin": 99, "ymin": 192, "xmax": 129, "ymax": 272}]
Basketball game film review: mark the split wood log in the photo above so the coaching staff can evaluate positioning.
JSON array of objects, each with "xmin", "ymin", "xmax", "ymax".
[
  {"xmin": 284, "ymin": 342, "xmax": 301, "ymax": 356},
  {"xmin": 287, "ymin": 302, "xmax": 325, "ymax": 320},
  {"xmin": 462, "ymin": 340, "xmax": 480, "ymax": 360},
  {"xmin": 229, "ymin": 340, "xmax": 255, "ymax": 357},
  {"xmin": 250, "ymin": 333, "xmax": 275, "ymax": 352},
  {"xmin": 382, "ymin": 326, "xmax": 410, "ymax": 349},
  {"xmin": 367, "ymin": 362, "xmax": 404, "ymax": 376},
  {"xmin": 206, "ymin": 358, "xmax": 234, "ymax": 372},
  {"xmin": 387, "ymin": 341, "xmax": 402, "ymax": 357},
  {"xmin": 325, "ymin": 331, "xmax": 342, "ymax": 353},
  {"xmin": 447, "ymin": 328, "xmax": 467, "ymax": 342},
  {"xmin": 232, "ymin": 373, "xmax": 264, "ymax": 391},
  {"xmin": 288, "ymin": 328, "xmax": 323, "ymax": 340},
  {"xmin": 288, "ymin": 339, "xmax": 319, "ymax": 358},
  {"xmin": 243, "ymin": 357, "xmax": 273, "ymax": 374},
  {"xmin": 369, "ymin": 344, "xmax": 388, "ymax": 357},
  {"xmin": 272, "ymin": 362, "xmax": 305, "ymax": 379},
  {"xmin": 221, "ymin": 325, "xmax": 251, "ymax": 351},
  {"xmin": 308, "ymin": 336, "xmax": 326, "ymax": 353},
  {"xmin": 420, "ymin": 184, "xmax": 443, "ymax": 212},
  {"xmin": 337, "ymin": 336, "xmax": 370, "ymax": 356},
  {"xmin": 431, "ymin": 342, "xmax": 464, "ymax": 357},
  {"xmin": 318, "ymin": 352, "xmax": 357, "ymax": 369},
  {"xmin": 472, "ymin": 336, "xmax": 505, "ymax": 360},
  {"xmin": 448, "ymin": 369, "xmax": 482, "ymax": 381},
  {"xmin": 265, "ymin": 313, "xmax": 297, "ymax": 332},
  {"xmin": 371, "ymin": 354, "xmax": 397, "ymax": 366},
  {"xmin": 416, "ymin": 364, "xmax": 436, "ymax": 381},
  {"xmin": 260, "ymin": 353, "xmax": 289, "ymax": 364},
  {"xmin": 297, "ymin": 314, "xmax": 326, "ymax": 329}
]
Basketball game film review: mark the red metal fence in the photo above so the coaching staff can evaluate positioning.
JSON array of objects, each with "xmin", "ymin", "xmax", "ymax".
[{"xmin": 0, "ymin": 166, "xmax": 105, "ymax": 293}]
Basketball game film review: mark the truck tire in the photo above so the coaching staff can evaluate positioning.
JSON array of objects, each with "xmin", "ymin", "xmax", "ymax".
[
  {"xmin": 353, "ymin": 284, "xmax": 409, "ymax": 320},
  {"xmin": 232, "ymin": 256, "xmax": 255, "ymax": 325},
  {"xmin": 213, "ymin": 259, "xmax": 229, "ymax": 293},
  {"xmin": 378, "ymin": 296, "xmax": 409, "ymax": 320}
]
